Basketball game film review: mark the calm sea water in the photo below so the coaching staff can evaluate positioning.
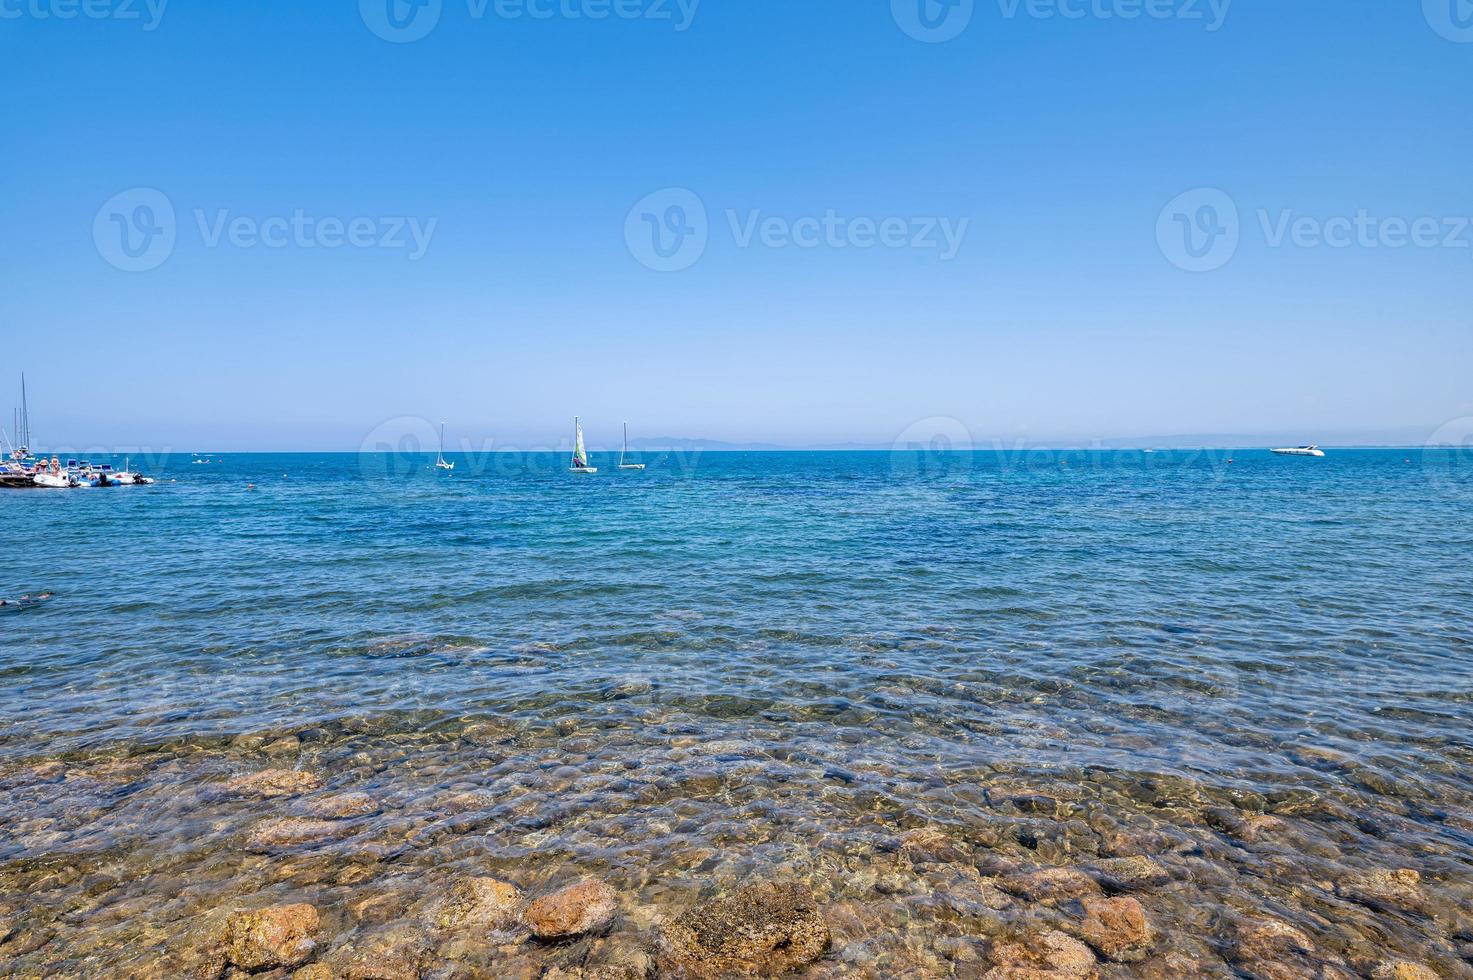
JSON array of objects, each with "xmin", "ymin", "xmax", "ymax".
[
  {"xmin": 4, "ymin": 449, "xmax": 1470, "ymax": 771},
  {"xmin": 4, "ymin": 448, "xmax": 1473, "ymax": 975}
]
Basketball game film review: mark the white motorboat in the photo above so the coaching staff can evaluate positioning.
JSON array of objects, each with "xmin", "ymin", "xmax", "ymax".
[
  {"xmin": 1271, "ymin": 445, "xmax": 1325, "ymax": 457},
  {"xmin": 570, "ymin": 417, "xmax": 598, "ymax": 473},
  {"xmin": 617, "ymin": 421, "xmax": 645, "ymax": 471},
  {"xmin": 32, "ymin": 471, "xmax": 73, "ymax": 489},
  {"xmin": 435, "ymin": 422, "xmax": 455, "ymax": 471}
]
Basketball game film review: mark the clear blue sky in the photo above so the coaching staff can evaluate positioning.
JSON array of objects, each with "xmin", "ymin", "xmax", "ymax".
[{"xmin": 2, "ymin": 0, "xmax": 1469, "ymax": 451}]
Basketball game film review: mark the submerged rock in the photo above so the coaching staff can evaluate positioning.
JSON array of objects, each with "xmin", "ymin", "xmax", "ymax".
[
  {"xmin": 983, "ymin": 928, "xmax": 1097, "ymax": 979},
  {"xmin": 293, "ymin": 966, "xmax": 334, "ymax": 980},
  {"xmin": 1231, "ymin": 917, "xmax": 1320, "ymax": 978},
  {"xmin": 896, "ymin": 826, "xmax": 969, "ymax": 863},
  {"xmin": 524, "ymin": 879, "xmax": 619, "ymax": 939},
  {"xmin": 655, "ymin": 879, "xmax": 830, "ymax": 977},
  {"xmin": 1336, "ymin": 868, "xmax": 1429, "ymax": 915},
  {"xmin": 1370, "ymin": 961, "xmax": 1439, "ymax": 980},
  {"xmin": 1077, "ymin": 896, "xmax": 1154, "ymax": 962},
  {"xmin": 245, "ymin": 818, "xmax": 349, "ymax": 852},
  {"xmin": 225, "ymin": 769, "xmax": 322, "ymax": 798},
  {"xmin": 1086, "ymin": 856, "xmax": 1171, "ymax": 891},
  {"xmin": 424, "ymin": 876, "xmax": 523, "ymax": 931},
  {"xmin": 302, "ymin": 792, "xmax": 378, "ymax": 820},
  {"xmin": 322, "ymin": 924, "xmax": 430, "ymax": 980},
  {"xmin": 223, "ymin": 903, "xmax": 321, "ymax": 971},
  {"xmin": 1001, "ymin": 868, "xmax": 1102, "ymax": 904}
]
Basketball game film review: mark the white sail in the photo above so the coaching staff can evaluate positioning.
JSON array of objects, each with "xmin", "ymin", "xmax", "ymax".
[{"xmin": 571, "ymin": 417, "xmax": 596, "ymax": 472}]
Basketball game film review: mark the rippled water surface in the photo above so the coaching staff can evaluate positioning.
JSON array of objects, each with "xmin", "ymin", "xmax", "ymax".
[{"xmin": 3, "ymin": 449, "xmax": 1472, "ymax": 978}]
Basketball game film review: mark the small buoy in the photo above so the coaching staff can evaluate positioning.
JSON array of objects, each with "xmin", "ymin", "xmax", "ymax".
[{"xmin": 247, "ymin": 484, "xmax": 256, "ymax": 491}]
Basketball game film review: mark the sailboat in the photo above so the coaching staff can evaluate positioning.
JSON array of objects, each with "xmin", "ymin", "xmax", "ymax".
[
  {"xmin": 618, "ymin": 421, "xmax": 645, "ymax": 471},
  {"xmin": 570, "ymin": 417, "xmax": 597, "ymax": 473},
  {"xmin": 435, "ymin": 422, "xmax": 455, "ymax": 471}
]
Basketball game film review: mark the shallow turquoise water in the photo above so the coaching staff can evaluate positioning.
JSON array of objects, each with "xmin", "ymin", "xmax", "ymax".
[{"xmin": 4, "ymin": 448, "xmax": 1470, "ymax": 788}]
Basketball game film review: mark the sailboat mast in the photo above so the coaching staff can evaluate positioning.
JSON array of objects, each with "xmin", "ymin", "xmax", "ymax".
[
  {"xmin": 20, "ymin": 373, "xmax": 29, "ymax": 449},
  {"xmin": 622, "ymin": 421, "xmax": 628, "ymax": 464}
]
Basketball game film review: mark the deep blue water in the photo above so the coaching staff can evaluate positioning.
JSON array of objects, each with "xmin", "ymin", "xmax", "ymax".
[{"xmin": 4, "ymin": 447, "xmax": 1471, "ymax": 798}]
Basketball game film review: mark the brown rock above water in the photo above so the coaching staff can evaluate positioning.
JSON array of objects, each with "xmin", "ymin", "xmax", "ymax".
[
  {"xmin": 655, "ymin": 880, "xmax": 831, "ymax": 977},
  {"xmin": 225, "ymin": 768, "xmax": 322, "ymax": 798},
  {"xmin": 1077, "ymin": 896, "xmax": 1155, "ymax": 962},
  {"xmin": 983, "ymin": 928, "xmax": 1097, "ymax": 979},
  {"xmin": 524, "ymin": 879, "xmax": 619, "ymax": 939},
  {"xmin": 425, "ymin": 876, "xmax": 523, "ymax": 931},
  {"xmin": 223, "ymin": 903, "xmax": 321, "ymax": 971}
]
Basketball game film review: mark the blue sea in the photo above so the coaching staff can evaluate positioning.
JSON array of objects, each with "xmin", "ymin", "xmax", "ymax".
[{"xmin": 3, "ymin": 448, "xmax": 1472, "ymax": 975}]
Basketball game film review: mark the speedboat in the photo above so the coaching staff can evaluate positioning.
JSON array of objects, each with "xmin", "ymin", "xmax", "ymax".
[{"xmin": 1271, "ymin": 445, "xmax": 1325, "ymax": 457}]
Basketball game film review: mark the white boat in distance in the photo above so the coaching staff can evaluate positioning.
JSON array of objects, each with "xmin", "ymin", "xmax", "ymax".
[
  {"xmin": 435, "ymin": 422, "xmax": 455, "ymax": 471},
  {"xmin": 618, "ymin": 421, "xmax": 645, "ymax": 471},
  {"xmin": 1272, "ymin": 445, "xmax": 1325, "ymax": 457},
  {"xmin": 570, "ymin": 417, "xmax": 598, "ymax": 473}
]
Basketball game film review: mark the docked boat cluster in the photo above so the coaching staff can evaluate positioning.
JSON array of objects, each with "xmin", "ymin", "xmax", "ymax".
[{"xmin": 1, "ymin": 453, "xmax": 156, "ymax": 489}]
